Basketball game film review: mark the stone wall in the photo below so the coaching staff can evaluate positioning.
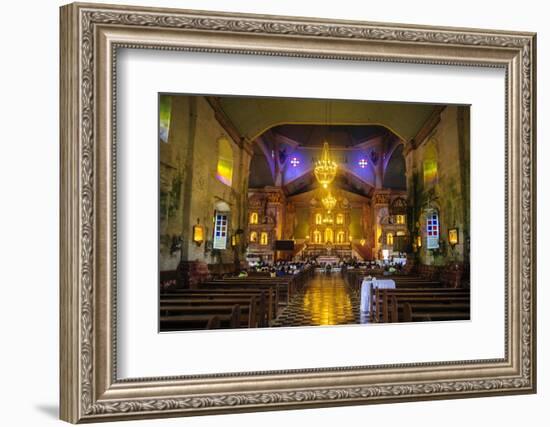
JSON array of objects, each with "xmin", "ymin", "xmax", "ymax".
[
  {"xmin": 159, "ymin": 96, "xmax": 251, "ymax": 273},
  {"xmin": 405, "ymin": 106, "xmax": 470, "ymax": 266}
]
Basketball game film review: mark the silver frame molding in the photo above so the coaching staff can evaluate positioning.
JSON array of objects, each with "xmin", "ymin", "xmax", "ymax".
[{"xmin": 60, "ymin": 2, "xmax": 537, "ymax": 423}]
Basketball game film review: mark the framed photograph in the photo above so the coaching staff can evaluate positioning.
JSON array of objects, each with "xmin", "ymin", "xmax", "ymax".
[{"xmin": 60, "ymin": 2, "xmax": 536, "ymax": 423}]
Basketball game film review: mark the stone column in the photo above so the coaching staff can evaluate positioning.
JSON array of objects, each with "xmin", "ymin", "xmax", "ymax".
[
  {"xmin": 372, "ymin": 190, "xmax": 390, "ymax": 259},
  {"xmin": 372, "ymin": 139, "xmax": 384, "ymax": 189}
]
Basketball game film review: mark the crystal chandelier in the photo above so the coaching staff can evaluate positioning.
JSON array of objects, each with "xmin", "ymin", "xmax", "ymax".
[
  {"xmin": 314, "ymin": 142, "xmax": 337, "ymax": 188},
  {"xmin": 321, "ymin": 191, "xmax": 337, "ymax": 212}
]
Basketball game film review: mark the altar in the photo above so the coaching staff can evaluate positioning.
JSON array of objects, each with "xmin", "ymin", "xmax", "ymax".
[{"xmin": 317, "ymin": 256, "xmax": 340, "ymax": 266}]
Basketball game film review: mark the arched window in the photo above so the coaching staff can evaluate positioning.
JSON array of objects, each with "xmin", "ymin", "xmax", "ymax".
[
  {"xmin": 426, "ymin": 210, "xmax": 440, "ymax": 249},
  {"xmin": 213, "ymin": 201, "xmax": 231, "ymax": 250},
  {"xmin": 213, "ymin": 212, "xmax": 229, "ymax": 249},
  {"xmin": 386, "ymin": 232, "xmax": 394, "ymax": 245},
  {"xmin": 315, "ymin": 213, "xmax": 322, "ymax": 225},
  {"xmin": 325, "ymin": 228, "xmax": 333, "ymax": 243},
  {"xmin": 336, "ymin": 231, "xmax": 345, "ymax": 243},
  {"xmin": 395, "ymin": 215, "xmax": 405, "ymax": 225},
  {"xmin": 159, "ymin": 95, "xmax": 172, "ymax": 143},
  {"xmin": 336, "ymin": 214, "xmax": 344, "ymax": 225},
  {"xmin": 250, "ymin": 231, "xmax": 258, "ymax": 243},
  {"xmin": 260, "ymin": 232, "xmax": 269, "ymax": 245},
  {"xmin": 216, "ymin": 137, "xmax": 234, "ymax": 186},
  {"xmin": 313, "ymin": 230, "xmax": 322, "ymax": 244},
  {"xmin": 249, "ymin": 212, "xmax": 258, "ymax": 224}
]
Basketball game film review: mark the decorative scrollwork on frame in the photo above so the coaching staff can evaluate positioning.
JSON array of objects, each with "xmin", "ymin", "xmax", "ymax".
[{"xmin": 73, "ymin": 6, "xmax": 535, "ymax": 419}]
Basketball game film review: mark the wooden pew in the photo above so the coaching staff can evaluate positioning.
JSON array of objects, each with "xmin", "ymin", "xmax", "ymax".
[
  {"xmin": 160, "ymin": 305, "xmax": 241, "ymax": 331},
  {"xmin": 402, "ymin": 303, "xmax": 469, "ymax": 322},
  {"xmin": 160, "ymin": 295, "xmax": 262, "ymax": 328},
  {"xmin": 197, "ymin": 283, "xmax": 279, "ymax": 319},
  {"xmin": 160, "ymin": 266, "xmax": 314, "ymax": 332},
  {"xmin": 344, "ymin": 270, "xmax": 449, "ymax": 296},
  {"xmin": 204, "ymin": 279, "xmax": 289, "ymax": 307},
  {"xmin": 206, "ymin": 316, "xmax": 221, "ymax": 329},
  {"xmin": 374, "ymin": 287, "xmax": 470, "ymax": 323},
  {"xmin": 160, "ymin": 301, "xmax": 257, "ymax": 328},
  {"xmin": 161, "ymin": 288, "xmax": 274, "ymax": 324},
  {"xmin": 219, "ymin": 265, "xmax": 313, "ymax": 295}
]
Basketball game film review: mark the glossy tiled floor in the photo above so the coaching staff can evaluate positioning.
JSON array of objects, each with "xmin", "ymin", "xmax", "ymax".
[{"xmin": 272, "ymin": 273, "xmax": 361, "ymax": 327}]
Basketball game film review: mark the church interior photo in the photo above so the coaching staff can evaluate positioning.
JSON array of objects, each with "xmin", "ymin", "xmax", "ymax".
[{"xmin": 158, "ymin": 94, "xmax": 470, "ymax": 332}]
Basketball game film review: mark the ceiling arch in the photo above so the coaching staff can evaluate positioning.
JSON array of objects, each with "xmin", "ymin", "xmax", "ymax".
[
  {"xmin": 282, "ymin": 166, "xmax": 375, "ymax": 198},
  {"xmin": 382, "ymin": 144, "xmax": 407, "ymax": 190},
  {"xmin": 217, "ymin": 97, "xmax": 439, "ymax": 142}
]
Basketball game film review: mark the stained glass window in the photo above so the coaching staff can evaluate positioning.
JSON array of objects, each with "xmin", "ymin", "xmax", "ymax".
[
  {"xmin": 159, "ymin": 95, "xmax": 172, "ymax": 143},
  {"xmin": 426, "ymin": 211, "xmax": 440, "ymax": 249},
  {"xmin": 216, "ymin": 137, "xmax": 233, "ymax": 186},
  {"xmin": 423, "ymin": 144, "xmax": 438, "ymax": 187},
  {"xmin": 213, "ymin": 212, "xmax": 228, "ymax": 249}
]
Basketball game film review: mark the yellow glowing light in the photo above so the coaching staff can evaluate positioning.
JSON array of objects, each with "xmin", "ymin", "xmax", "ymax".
[
  {"xmin": 448, "ymin": 228, "xmax": 459, "ymax": 246},
  {"xmin": 216, "ymin": 137, "xmax": 234, "ymax": 186},
  {"xmin": 193, "ymin": 223, "xmax": 204, "ymax": 246},
  {"xmin": 321, "ymin": 191, "xmax": 337, "ymax": 211},
  {"xmin": 322, "ymin": 214, "xmax": 333, "ymax": 224},
  {"xmin": 314, "ymin": 142, "xmax": 338, "ymax": 188},
  {"xmin": 302, "ymin": 275, "xmax": 353, "ymax": 326},
  {"xmin": 313, "ymin": 230, "xmax": 322, "ymax": 243},
  {"xmin": 260, "ymin": 232, "xmax": 269, "ymax": 245},
  {"xmin": 423, "ymin": 159, "xmax": 438, "ymax": 186}
]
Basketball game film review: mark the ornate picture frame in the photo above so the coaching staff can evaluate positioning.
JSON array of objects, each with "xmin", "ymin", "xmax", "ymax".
[{"xmin": 60, "ymin": 2, "xmax": 536, "ymax": 423}]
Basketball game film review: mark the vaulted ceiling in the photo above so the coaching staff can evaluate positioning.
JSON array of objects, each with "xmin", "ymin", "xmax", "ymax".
[
  {"xmin": 212, "ymin": 95, "xmax": 439, "ymax": 197},
  {"xmin": 272, "ymin": 124, "xmax": 388, "ymax": 147},
  {"xmin": 217, "ymin": 97, "xmax": 438, "ymax": 142},
  {"xmin": 281, "ymin": 168, "xmax": 376, "ymax": 198}
]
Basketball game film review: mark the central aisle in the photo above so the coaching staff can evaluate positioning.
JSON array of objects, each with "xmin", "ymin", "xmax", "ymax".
[{"xmin": 272, "ymin": 273, "xmax": 360, "ymax": 327}]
